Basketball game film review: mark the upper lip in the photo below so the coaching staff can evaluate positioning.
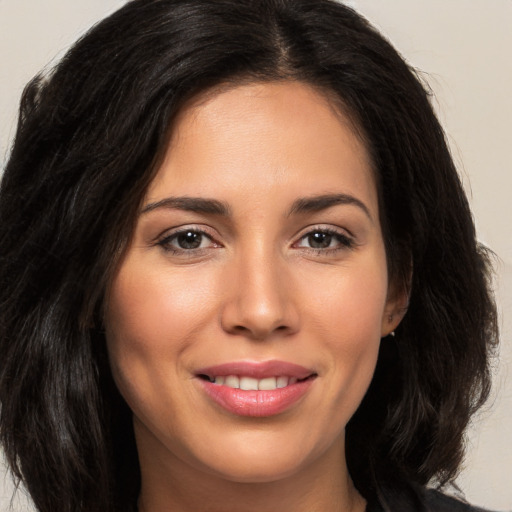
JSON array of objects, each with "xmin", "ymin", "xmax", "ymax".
[{"xmin": 196, "ymin": 360, "xmax": 316, "ymax": 380}]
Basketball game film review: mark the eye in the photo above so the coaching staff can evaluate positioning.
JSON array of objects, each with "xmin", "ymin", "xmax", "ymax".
[
  {"xmin": 295, "ymin": 228, "xmax": 354, "ymax": 251},
  {"xmin": 157, "ymin": 228, "xmax": 219, "ymax": 253},
  {"xmin": 173, "ymin": 230, "xmax": 208, "ymax": 250}
]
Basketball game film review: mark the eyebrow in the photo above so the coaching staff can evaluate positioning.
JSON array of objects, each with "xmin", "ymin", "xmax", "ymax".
[
  {"xmin": 288, "ymin": 193, "xmax": 373, "ymax": 221},
  {"xmin": 141, "ymin": 196, "xmax": 231, "ymax": 216},
  {"xmin": 141, "ymin": 193, "xmax": 372, "ymax": 221}
]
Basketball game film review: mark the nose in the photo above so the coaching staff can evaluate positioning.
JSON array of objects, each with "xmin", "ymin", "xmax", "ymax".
[{"xmin": 220, "ymin": 249, "xmax": 300, "ymax": 340}]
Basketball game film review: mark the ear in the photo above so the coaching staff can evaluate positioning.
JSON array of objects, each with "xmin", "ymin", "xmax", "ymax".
[{"xmin": 381, "ymin": 277, "xmax": 410, "ymax": 337}]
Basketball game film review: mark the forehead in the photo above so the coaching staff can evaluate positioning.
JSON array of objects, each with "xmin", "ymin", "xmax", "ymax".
[{"xmin": 146, "ymin": 81, "xmax": 377, "ymax": 217}]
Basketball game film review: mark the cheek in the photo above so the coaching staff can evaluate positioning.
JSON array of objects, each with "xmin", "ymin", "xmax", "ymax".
[
  {"xmin": 311, "ymin": 256, "xmax": 389, "ymax": 338},
  {"xmin": 307, "ymin": 258, "xmax": 387, "ymax": 411},
  {"xmin": 107, "ymin": 260, "xmax": 214, "ymax": 350},
  {"xmin": 104, "ymin": 260, "xmax": 216, "ymax": 403},
  {"xmin": 337, "ymin": 266, "xmax": 387, "ymax": 357}
]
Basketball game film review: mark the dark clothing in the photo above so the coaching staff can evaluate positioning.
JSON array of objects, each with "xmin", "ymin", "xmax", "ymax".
[
  {"xmin": 424, "ymin": 490, "xmax": 493, "ymax": 512},
  {"xmin": 367, "ymin": 488, "xmax": 494, "ymax": 512}
]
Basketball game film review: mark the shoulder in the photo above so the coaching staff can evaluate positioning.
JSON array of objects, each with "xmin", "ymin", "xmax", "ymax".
[
  {"xmin": 367, "ymin": 486, "xmax": 497, "ymax": 512},
  {"xmin": 424, "ymin": 488, "xmax": 496, "ymax": 512}
]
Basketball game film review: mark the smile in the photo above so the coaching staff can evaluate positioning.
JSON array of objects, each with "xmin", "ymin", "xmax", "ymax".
[
  {"xmin": 196, "ymin": 361, "xmax": 317, "ymax": 417},
  {"xmin": 200, "ymin": 375, "xmax": 305, "ymax": 390}
]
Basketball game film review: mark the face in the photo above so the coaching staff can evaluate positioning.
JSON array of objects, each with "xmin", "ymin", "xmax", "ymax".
[{"xmin": 105, "ymin": 81, "xmax": 403, "ymax": 484}]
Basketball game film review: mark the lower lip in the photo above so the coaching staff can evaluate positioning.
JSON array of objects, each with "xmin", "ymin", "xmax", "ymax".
[{"xmin": 199, "ymin": 378, "xmax": 315, "ymax": 417}]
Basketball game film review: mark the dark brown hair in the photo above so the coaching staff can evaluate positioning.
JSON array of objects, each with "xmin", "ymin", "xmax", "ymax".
[{"xmin": 0, "ymin": 1, "xmax": 498, "ymax": 511}]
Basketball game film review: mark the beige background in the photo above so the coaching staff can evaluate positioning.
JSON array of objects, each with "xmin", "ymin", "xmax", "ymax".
[{"xmin": 1, "ymin": 1, "xmax": 511, "ymax": 510}]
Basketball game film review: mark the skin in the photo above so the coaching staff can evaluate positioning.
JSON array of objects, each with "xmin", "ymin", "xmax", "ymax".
[{"xmin": 105, "ymin": 81, "xmax": 406, "ymax": 512}]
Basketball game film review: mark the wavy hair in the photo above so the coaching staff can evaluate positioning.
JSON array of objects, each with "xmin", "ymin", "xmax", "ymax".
[{"xmin": 0, "ymin": 1, "xmax": 498, "ymax": 511}]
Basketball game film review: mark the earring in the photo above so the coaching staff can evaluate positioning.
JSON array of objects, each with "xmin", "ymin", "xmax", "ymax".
[{"xmin": 387, "ymin": 314, "xmax": 395, "ymax": 336}]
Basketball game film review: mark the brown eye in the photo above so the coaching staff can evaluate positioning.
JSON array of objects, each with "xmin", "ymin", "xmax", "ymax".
[
  {"xmin": 307, "ymin": 232, "xmax": 333, "ymax": 249},
  {"xmin": 175, "ymin": 231, "xmax": 204, "ymax": 249},
  {"xmin": 158, "ymin": 229, "xmax": 217, "ymax": 253},
  {"xmin": 296, "ymin": 229, "xmax": 353, "ymax": 251}
]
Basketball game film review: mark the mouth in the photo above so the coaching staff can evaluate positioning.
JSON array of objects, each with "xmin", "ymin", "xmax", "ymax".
[
  {"xmin": 195, "ymin": 361, "xmax": 317, "ymax": 417},
  {"xmin": 197, "ymin": 374, "xmax": 315, "ymax": 390}
]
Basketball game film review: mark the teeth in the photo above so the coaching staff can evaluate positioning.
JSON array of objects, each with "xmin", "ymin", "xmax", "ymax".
[
  {"xmin": 258, "ymin": 377, "xmax": 277, "ymax": 390},
  {"xmin": 239, "ymin": 376, "xmax": 259, "ymax": 390},
  {"xmin": 210, "ymin": 375, "xmax": 304, "ymax": 390},
  {"xmin": 224, "ymin": 375, "xmax": 239, "ymax": 388},
  {"xmin": 276, "ymin": 376, "xmax": 288, "ymax": 388}
]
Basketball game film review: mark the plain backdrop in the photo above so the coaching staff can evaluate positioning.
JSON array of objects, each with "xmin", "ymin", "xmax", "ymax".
[{"xmin": 1, "ymin": 1, "xmax": 511, "ymax": 511}]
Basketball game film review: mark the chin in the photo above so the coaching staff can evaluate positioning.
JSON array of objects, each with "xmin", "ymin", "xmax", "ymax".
[
  {"xmin": 205, "ymin": 455, "xmax": 309, "ymax": 484},
  {"xmin": 189, "ymin": 430, "xmax": 337, "ymax": 484}
]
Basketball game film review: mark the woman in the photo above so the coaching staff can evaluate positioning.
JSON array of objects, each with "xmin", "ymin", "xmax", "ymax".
[{"xmin": 0, "ymin": 1, "xmax": 498, "ymax": 511}]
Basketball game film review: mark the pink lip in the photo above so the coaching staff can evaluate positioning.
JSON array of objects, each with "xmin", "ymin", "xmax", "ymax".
[
  {"xmin": 196, "ymin": 360, "xmax": 316, "ymax": 417},
  {"xmin": 196, "ymin": 360, "xmax": 314, "ymax": 380}
]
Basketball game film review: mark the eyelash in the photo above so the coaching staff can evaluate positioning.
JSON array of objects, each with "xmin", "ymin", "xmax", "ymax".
[
  {"xmin": 293, "ymin": 227, "xmax": 355, "ymax": 255},
  {"xmin": 156, "ymin": 226, "xmax": 355, "ymax": 256},
  {"xmin": 156, "ymin": 227, "xmax": 219, "ymax": 256}
]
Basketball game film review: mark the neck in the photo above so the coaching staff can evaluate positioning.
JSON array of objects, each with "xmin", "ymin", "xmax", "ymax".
[{"xmin": 136, "ymin": 428, "xmax": 366, "ymax": 512}]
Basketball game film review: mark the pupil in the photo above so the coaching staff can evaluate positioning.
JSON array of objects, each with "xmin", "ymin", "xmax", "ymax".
[
  {"xmin": 177, "ymin": 231, "xmax": 202, "ymax": 249},
  {"xmin": 309, "ymin": 232, "xmax": 331, "ymax": 248}
]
